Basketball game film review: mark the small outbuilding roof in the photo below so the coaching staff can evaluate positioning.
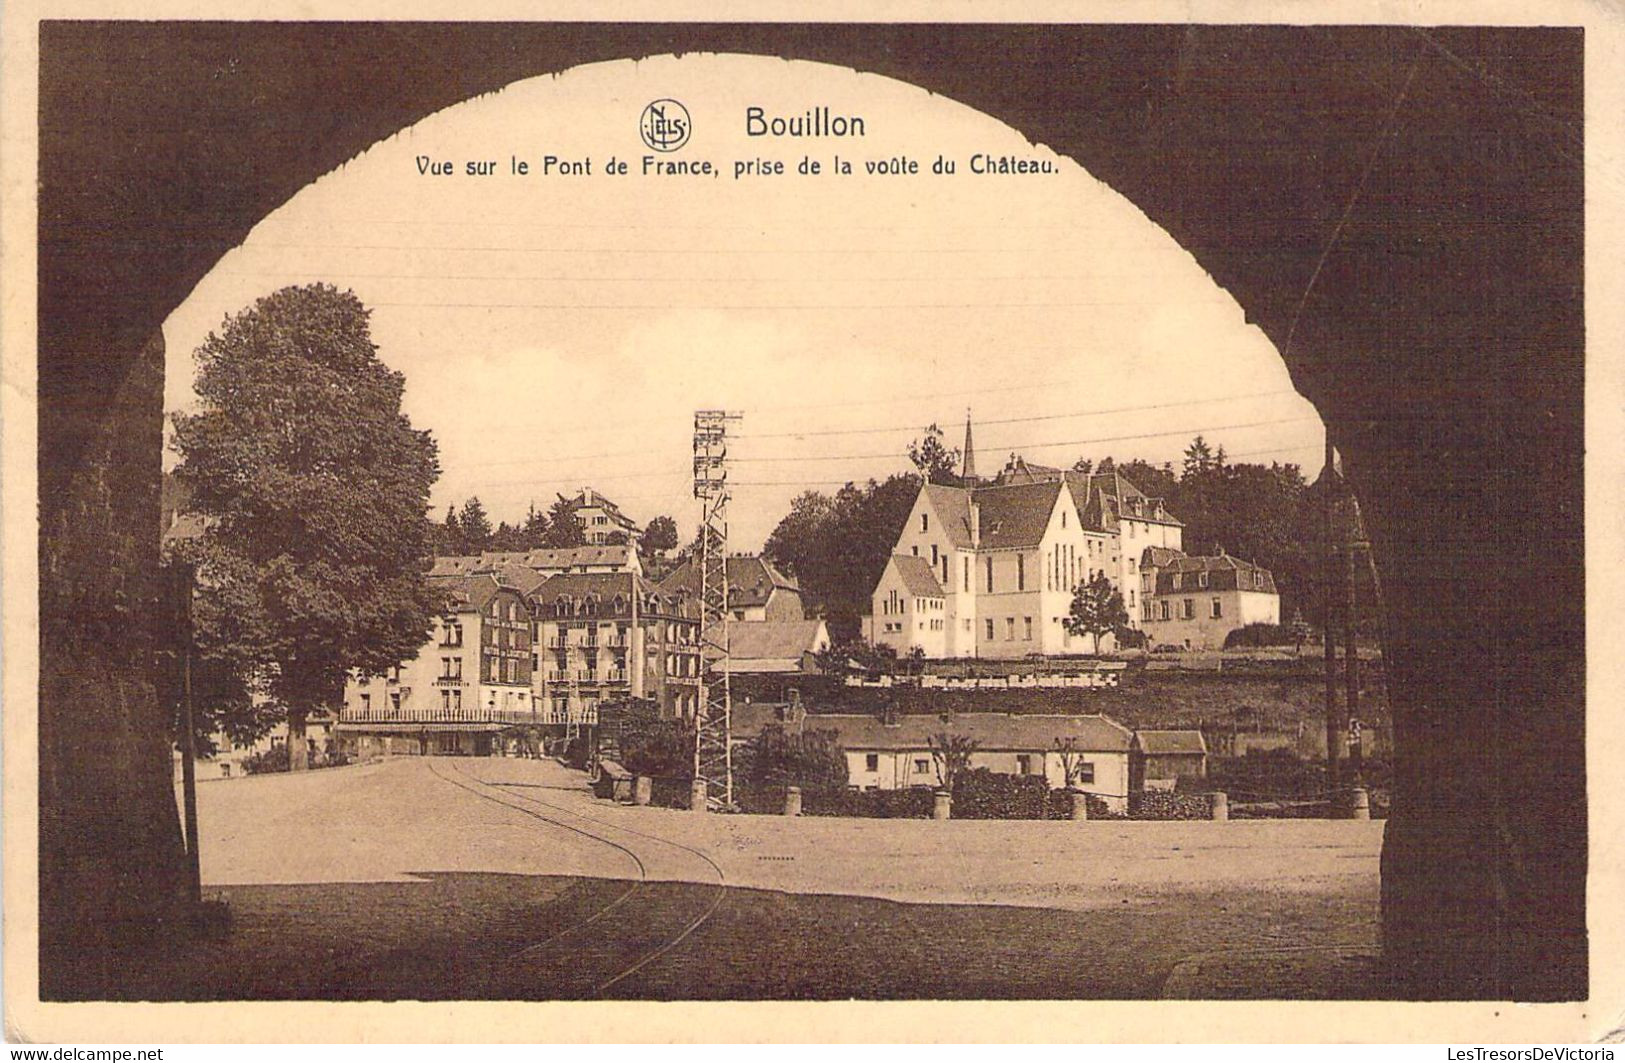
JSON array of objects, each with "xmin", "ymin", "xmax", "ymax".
[{"xmin": 1132, "ymin": 729, "xmax": 1209, "ymax": 755}]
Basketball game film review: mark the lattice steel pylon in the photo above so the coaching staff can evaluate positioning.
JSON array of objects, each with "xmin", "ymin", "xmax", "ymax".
[{"xmin": 692, "ymin": 409, "xmax": 741, "ymax": 808}]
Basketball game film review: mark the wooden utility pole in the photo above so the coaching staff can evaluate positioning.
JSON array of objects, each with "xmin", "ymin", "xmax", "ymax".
[
  {"xmin": 171, "ymin": 561, "xmax": 203, "ymax": 908},
  {"xmin": 1344, "ymin": 517, "xmax": 1362, "ymax": 782},
  {"xmin": 1322, "ymin": 438, "xmax": 1341, "ymax": 788}
]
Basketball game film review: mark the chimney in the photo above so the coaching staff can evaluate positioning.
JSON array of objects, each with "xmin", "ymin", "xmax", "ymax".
[{"xmin": 969, "ymin": 500, "xmax": 981, "ymax": 547}]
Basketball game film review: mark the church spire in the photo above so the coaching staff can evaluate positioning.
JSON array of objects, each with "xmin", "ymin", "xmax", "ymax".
[{"xmin": 960, "ymin": 407, "xmax": 977, "ymax": 483}]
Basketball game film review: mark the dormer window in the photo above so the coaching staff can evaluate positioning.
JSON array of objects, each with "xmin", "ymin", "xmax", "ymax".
[{"xmin": 1198, "ymin": 572, "xmax": 1209, "ymax": 589}]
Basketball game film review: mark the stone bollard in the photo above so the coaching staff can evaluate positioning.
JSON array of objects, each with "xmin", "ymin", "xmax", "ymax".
[
  {"xmin": 932, "ymin": 789, "xmax": 952, "ymax": 821},
  {"xmin": 784, "ymin": 785, "xmax": 802, "ymax": 817},
  {"xmin": 1069, "ymin": 789, "xmax": 1090, "ymax": 821},
  {"xmin": 690, "ymin": 777, "xmax": 709, "ymax": 813},
  {"xmin": 633, "ymin": 775, "xmax": 652, "ymax": 806},
  {"xmin": 1210, "ymin": 791, "xmax": 1229, "ymax": 822},
  {"xmin": 1347, "ymin": 787, "xmax": 1370, "ymax": 821}
]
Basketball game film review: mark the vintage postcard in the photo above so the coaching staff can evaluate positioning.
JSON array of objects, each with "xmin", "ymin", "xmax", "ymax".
[{"xmin": 3, "ymin": 3, "xmax": 1620, "ymax": 1046}]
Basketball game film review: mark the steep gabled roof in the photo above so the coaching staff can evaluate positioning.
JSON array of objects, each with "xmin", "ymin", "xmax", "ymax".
[
  {"xmin": 707, "ymin": 619, "xmax": 830, "ymax": 672},
  {"xmin": 557, "ymin": 488, "xmax": 640, "ymax": 530},
  {"xmin": 527, "ymin": 570, "xmax": 640, "ymax": 603},
  {"xmin": 428, "ymin": 572, "xmax": 521, "ymax": 614},
  {"xmin": 891, "ymin": 554, "xmax": 946, "ymax": 598},
  {"xmin": 486, "ymin": 562, "xmax": 550, "ymax": 596},
  {"xmin": 922, "ymin": 483, "xmax": 975, "ymax": 549},
  {"xmin": 997, "ymin": 455, "xmax": 1065, "ymax": 484},
  {"xmin": 1133, "ymin": 729, "xmax": 1209, "ymax": 755},
  {"xmin": 1140, "ymin": 545, "xmax": 1186, "ymax": 569},
  {"xmin": 658, "ymin": 555, "xmax": 801, "ymax": 609},
  {"xmin": 972, "ymin": 480, "xmax": 1065, "ymax": 549}
]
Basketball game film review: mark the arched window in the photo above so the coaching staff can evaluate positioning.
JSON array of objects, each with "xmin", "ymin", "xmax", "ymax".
[
  {"xmin": 582, "ymin": 594, "xmax": 598, "ymax": 616},
  {"xmin": 554, "ymin": 595, "xmax": 571, "ymax": 617},
  {"xmin": 612, "ymin": 594, "xmax": 627, "ymax": 614}
]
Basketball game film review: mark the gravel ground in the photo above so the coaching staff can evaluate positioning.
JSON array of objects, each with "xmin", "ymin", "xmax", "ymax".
[{"xmin": 56, "ymin": 756, "xmax": 1383, "ymax": 1001}]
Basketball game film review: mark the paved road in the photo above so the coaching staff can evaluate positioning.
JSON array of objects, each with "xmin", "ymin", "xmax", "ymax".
[{"xmin": 123, "ymin": 756, "xmax": 1386, "ymax": 1000}]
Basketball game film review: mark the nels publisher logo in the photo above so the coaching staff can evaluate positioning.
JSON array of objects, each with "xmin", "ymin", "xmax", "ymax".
[{"xmin": 640, "ymin": 98, "xmax": 691, "ymax": 152}]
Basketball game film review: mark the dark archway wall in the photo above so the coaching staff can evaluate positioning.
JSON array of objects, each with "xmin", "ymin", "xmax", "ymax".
[{"xmin": 38, "ymin": 23, "xmax": 1584, "ymax": 999}]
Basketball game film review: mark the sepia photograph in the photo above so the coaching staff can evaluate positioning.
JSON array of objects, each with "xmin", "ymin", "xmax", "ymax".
[{"xmin": 5, "ymin": 10, "xmax": 1612, "ymax": 1045}]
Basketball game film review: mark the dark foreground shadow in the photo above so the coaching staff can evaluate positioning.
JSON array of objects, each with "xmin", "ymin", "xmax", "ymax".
[{"xmin": 44, "ymin": 871, "xmax": 1380, "ymax": 1001}]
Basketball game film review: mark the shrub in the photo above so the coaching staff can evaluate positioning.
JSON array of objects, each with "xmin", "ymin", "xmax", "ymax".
[
  {"xmin": 1209, "ymin": 749, "xmax": 1327, "ymax": 801},
  {"xmin": 951, "ymin": 768, "xmax": 1052, "ymax": 820},
  {"xmin": 620, "ymin": 718, "xmax": 692, "ymax": 778},
  {"xmin": 1113, "ymin": 627, "xmax": 1148, "ymax": 650},
  {"xmin": 241, "ymin": 745, "xmax": 289, "ymax": 775},
  {"xmin": 802, "ymin": 786, "xmax": 935, "ymax": 819},
  {"xmin": 1223, "ymin": 622, "xmax": 1294, "ymax": 649},
  {"xmin": 563, "ymin": 736, "xmax": 592, "ymax": 770},
  {"xmin": 740, "ymin": 724, "xmax": 849, "ymax": 789},
  {"xmin": 1043, "ymin": 788, "xmax": 1120, "ymax": 819},
  {"xmin": 648, "ymin": 775, "xmax": 694, "ymax": 809},
  {"xmin": 1128, "ymin": 790, "xmax": 1213, "ymax": 819}
]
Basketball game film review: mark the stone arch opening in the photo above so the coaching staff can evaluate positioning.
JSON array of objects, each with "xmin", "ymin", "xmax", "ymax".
[{"xmin": 37, "ymin": 23, "xmax": 1584, "ymax": 1001}]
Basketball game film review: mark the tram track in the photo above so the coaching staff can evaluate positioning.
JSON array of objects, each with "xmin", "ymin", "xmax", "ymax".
[{"xmin": 428, "ymin": 757, "xmax": 729, "ymax": 997}]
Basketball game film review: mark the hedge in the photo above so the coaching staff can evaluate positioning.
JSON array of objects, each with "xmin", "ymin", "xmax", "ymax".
[
  {"xmin": 1127, "ymin": 790, "xmax": 1214, "ymax": 819},
  {"xmin": 240, "ymin": 746, "xmax": 352, "ymax": 775},
  {"xmin": 803, "ymin": 786, "xmax": 935, "ymax": 819},
  {"xmin": 951, "ymin": 769, "xmax": 1053, "ymax": 820},
  {"xmin": 1223, "ymin": 622, "xmax": 1296, "ymax": 649}
]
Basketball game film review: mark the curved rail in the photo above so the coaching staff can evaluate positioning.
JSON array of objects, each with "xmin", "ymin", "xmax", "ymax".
[
  {"xmin": 431, "ymin": 757, "xmax": 728, "ymax": 996},
  {"xmin": 425, "ymin": 758, "xmax": 647, "ymax": 962}
]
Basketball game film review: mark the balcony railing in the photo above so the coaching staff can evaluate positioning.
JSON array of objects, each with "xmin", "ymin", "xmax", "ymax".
[
  {"xmin": 434, "ymin": 676, "xmax": 466, "ymax": 686},
  {"xmin": 340, "ymin": 705, "xmax": 548, "ymax": 725}
]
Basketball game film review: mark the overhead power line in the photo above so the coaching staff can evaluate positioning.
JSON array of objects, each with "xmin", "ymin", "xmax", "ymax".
[
  {"xmin": 444, "ymin": 388, "xmax": 1310, "ymax": 471},
  {"xmin": 734, "ymin": 389, "xmax": 1300, "ymax": 441},
  {"xmin": 728, "ymin": 415, "xmax": 1320, "ymax": 464}
]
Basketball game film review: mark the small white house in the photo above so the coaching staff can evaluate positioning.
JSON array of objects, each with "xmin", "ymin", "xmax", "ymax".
[{"xmin": 792, "ymin": 712, "xmax": 1134, "ymax": 811}]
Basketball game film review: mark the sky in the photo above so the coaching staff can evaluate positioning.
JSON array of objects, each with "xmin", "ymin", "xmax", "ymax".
[{"xmin": 161, "ymin": 54, "xmax": 1325, "ymax": 552}]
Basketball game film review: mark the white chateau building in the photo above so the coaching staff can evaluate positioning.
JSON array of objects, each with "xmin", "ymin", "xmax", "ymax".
[{"xmin": 867, "ymin": 415, "xmax": 1183, "ymax": 660}]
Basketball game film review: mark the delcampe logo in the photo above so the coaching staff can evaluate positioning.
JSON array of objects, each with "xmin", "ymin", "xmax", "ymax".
[{"xmin": 640, "ymin": 99, "xmax": 691, "ymax": 152}]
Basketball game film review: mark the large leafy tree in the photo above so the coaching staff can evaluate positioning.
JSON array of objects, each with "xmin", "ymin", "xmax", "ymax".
[
  {"xmin": 170, "ymin": 283, "xmax": 444, "ymax": 770},
  {"xmin": 763, "ymin": 473, "xmax": 919, "ymax": 641},
  {"xmin": 906, "ymin": 423, "xmax": 962, "ymax": 486},
  {"xmin": 544, "ymin": 495, "xmax": 586, "ymax": 547},
  {"xmin": 739, "ymin": 724, "xmax": 849, "ymax": 789},
  {"xmin": 435, "ymin": 505, "xmax": 466, "ymax": 556},
  {"xmin": 458, "ymin": 497, "xmax": 494, "ymax": 554},
  {"xmin": 640, "ymin": 514, "xmax": 680, "ymax": 557},
  {"xmin": 1063, "ymin": 572, "xmax": 1129, "ymax": 654},
  {"xmin": 521, "ymin": 501, "xmax": 550, "ymax": 549}
]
